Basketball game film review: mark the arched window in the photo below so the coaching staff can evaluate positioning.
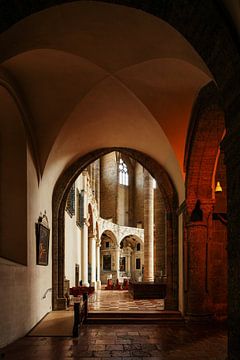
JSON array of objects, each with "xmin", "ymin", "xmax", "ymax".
[
  {"xmin": 119, "ymin": 158, "xmax": 129, "ymax": 186},
  {"xmin": 137, "ymin": 243, "xmax": 141, "ymax": 251},
  {"xmin": 153, "ymin": 178, "xmax": 157, "ymax": 189}
]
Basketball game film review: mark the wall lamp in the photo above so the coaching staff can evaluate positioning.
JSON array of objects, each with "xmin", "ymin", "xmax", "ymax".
[{"xmin": 215, "ymin": 181, "xmax": 223, "ymax": 193}]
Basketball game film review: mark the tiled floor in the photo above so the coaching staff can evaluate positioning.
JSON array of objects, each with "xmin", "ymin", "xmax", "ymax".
[
  {"xmin": 1, "ymin": 323, "xmax": 227, "ymax": 359},
  {"xmin": 88, "ymin": 290, "xmax": 164, "ymax": 312}
]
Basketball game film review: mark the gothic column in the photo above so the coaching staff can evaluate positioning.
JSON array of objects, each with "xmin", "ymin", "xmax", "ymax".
[
  {"xmin": 96, "ymin": 240, "xmax": 101, "ymax": 289},
  {"xmin": 95, "ymin": 159, "xmax": 100, "ymax": 207},
  {"xmin": 126, "ymin": 252, "xmax": 131, "ymax": 276},
  {"xmin": 185, "ymin": 201, "xmax": 213, "ymax": 318},
  {"xmin": 81, "ymin": 171, "xmax": 89, "ymax": 286},
  {"xmin": 81, "ymin": 219, "xmax": 89, "ymax": 286},
  {"xmin": 90, "ymin": 234, "xmax": 96, "ymax": 288},
  {"xmin": 143, "ymin": 169, "xmax": 154, "ymax": 282},
  {"xmin": 165, "ymin": 212, "xmax": 178, "ymax": 310},
  {"xmin": 154, "ymin": 187, "xmax": 166, "ymax": 281},
  {"xmin": 115, "ymin": 245, "xmax": 120, "ymax": 279},
  {"xmin": 222, "ymin": 128, "xmax": 240, "ymax": 360},
  {"xmin": 91, "ymin": 162, "xmax": 96, "ymax": 196}
]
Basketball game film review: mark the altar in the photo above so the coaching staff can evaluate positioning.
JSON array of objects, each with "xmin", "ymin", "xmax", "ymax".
[{"xmin": 128, "ymin": 280, "xmax": 167, "ymax": 299}]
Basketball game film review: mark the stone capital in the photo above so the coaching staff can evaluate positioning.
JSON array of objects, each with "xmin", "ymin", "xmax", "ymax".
[
  {"xmin": 96, "ymin": 239, "xmax": 101, "ymax": 247},
  {"xmin": 186, "ymin": 199, "xmax": 214, "ymax": 224}
]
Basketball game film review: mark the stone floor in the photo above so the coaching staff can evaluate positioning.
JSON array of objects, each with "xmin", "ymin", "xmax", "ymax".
[
  {"xmin": 88, "ymin": 290, "xmax": 164, "ymax": 312},
  {"xmin": 1, "ymin": 323, "xmax": 227, "ymax": 359}
]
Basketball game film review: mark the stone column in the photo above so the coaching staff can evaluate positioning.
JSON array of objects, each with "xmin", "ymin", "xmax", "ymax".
[
  {"xmin": 185, "ymin": 201, "xmax": 213, "ymax": 318},
  {"xmin": 81, "ymin": 220, "xmax": 89, "ymax": 286},
  {"xmin": 90, "ymin": 234, "xmax": 96, "ymax": 288},
  {"xmin": 154, "ymin": 187, "xmax": 166, "ymax": 281},
  {"xmin": 165, "ymin": 213, "xmax": 177, "ymax": 310},
  {"xmin": 115, "ymin": 245, "xmax": 120, "ymax": 279},
  {"xmin": 95, "ymin": 159, "xmax": 100, "ymax": 207},
  {"xmin": 222, "ymin": 129, "xmax": 240, "ymax": 360},
  {"xmin": 126, "ymin": 252, "xmax": 131, "ymax": 276},
  {"xmin": 143, "ymin": 169, "xmax": 154, "ymax": 282},
  {"xmin": 186, "ymin": 221, "xmax": 209, "ymax": 316},
  {"xmin": 91, "ymin": 162, "xmax": 96, "ymax": 196},
  {"xmin": 81, "ymin": 171, "xmax": 89, "ymax": 286},
  {"xmin": 96, "ymin": 240, "xmax": 101, "ymax": 289}
]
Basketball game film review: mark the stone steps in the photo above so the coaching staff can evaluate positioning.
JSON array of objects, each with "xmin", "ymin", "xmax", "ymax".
[{"xmin": 87, "ymin": 310, "xmax": 184, "ymax": 324}]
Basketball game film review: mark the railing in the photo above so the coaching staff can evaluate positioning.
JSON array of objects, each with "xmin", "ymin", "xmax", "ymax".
[
  {"xmin": 42, "ymin": 288, "xmax": 52, "ymax": 299},
  {"xmin": 72, "ymin": 293, "xmax": 88, "ymax": 337}
]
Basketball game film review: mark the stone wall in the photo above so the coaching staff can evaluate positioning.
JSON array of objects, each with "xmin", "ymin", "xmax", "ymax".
[
  {"xmin": 100, "ymin": 152, "xmax": 118, "ymax": 223},
  {"xmin": 134, "ymin": 162, "xmax": 144, "ymax": 227}
]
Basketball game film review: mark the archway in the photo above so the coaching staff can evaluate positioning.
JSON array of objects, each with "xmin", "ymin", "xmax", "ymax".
[
  {"xmin": 184, "ymin": 81, "xmax": 227, "ymax": 319},
  {"xmin": 1, "ymin": 1, "xmax": 240, "ymax": 356},
  {"xmin": 119, "ymin": 235, "xmax": 144, "ymax": 282},
  {"xmin": 100, "ymin": 230, "xmax": 118, "ymax": 284},
  {"xmin": 52, "ymin": 147, "xmax": 178, "ymax": 310}
]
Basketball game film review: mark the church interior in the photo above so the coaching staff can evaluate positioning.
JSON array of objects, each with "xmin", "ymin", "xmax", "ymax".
[{"xmin": 0, "ymin": 1, "xmax": 240, "ymax": 359}]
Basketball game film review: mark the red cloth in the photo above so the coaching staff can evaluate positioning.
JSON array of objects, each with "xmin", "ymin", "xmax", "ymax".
[{"xmin": 70, "ymin": 286, "xmax": 94, "ymax": 297}]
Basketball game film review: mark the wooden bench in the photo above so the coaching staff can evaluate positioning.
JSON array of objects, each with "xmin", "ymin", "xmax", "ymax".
[{"xmin": 72, "ymin": 293, "xmax": 88, "ymax": 337}]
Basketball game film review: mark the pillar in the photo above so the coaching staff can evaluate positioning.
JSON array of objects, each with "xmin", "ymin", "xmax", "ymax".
[
  {"xmin": 115, "ymin": 245, "xmax": 120, "ymax": 279},
  {"xmin": 96, "ymin": 240, "xmax": 101, "ymax": 289},
  {"xmin": 90, "ymin": 235, "xmax": 96, "ymax": 288},
  {"xmin": 186, "ymin": 221, "xmax": 210, "ymax": 317},
  {"xmin": 91, "ymin": 162, "xmax": 96, "ymax": 196},
  {"xmin": 185, "ymin": 200, "xmax": 213, "ymax": 318},
  {"xmin": 95, "ymin": 159, "xmax": 100, "ymax": 207},
  {"xmin": 81, "ymin": 171, "xmax": 89, "ymax": 286},
  {"xmin": 222, "ymin": 129, "xmax": 240, "ymax": 360},
  {"xmin": 81, "ymin": 220, "xmax": 89, "ymax": 286},
  {"xmin": 126, "ymin": 252, "xmax": 131, "ymax": 276},
  {"xmin": 143, "ymin": 169, "xmax": 154, "ymax": 282},
  {"xmin": 165, "ymin": 212, "xmax": 178, "ymax": 310},
  {"xmin": 154, "ymin": 187, "xmax": 166, "ymax": 281}
]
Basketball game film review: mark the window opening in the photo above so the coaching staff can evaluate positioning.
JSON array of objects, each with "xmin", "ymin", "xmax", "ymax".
[{"xmin": 119, "ymin": 158, "xmax": 129, "ymax": 186}]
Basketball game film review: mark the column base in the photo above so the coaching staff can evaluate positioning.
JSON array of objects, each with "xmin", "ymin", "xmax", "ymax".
[
  {"xmin": 97, "ymin": 280, "xmax": 101, "ymax": 290},
  {"xmin": 82, "ymin": 281, "xmax": 89, "ymax": 287},
  {"xmin": 91, "ymin": 280, "xmax": 97, "ymax": 289},
  {"xmin": 54, "ymin": 297, "xmax": 67, "ymax": 310}
]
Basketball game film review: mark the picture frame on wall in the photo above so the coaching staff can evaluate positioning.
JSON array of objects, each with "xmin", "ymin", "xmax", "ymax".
[{"xmin": 35, "ymin": 222, "xmax": 50, "ymax": 266}]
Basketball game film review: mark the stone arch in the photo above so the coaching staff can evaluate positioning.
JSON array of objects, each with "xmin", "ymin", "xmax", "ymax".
[
  {"xmin": 100, "ymin": 229, "xmax": 118, "ymax": 247},
  {"xmin": 183, "ymin": 81, "xmax": 227, "ymax": 320},
  {"xmin": 52, "ymin": 147, "xmax": 178, "ymax": 310},
  {"xmin": 185, "ymin": 81, "xmax": 225, "ymax": 213},
  {"xmin": 120, "ymin": 234, "xmax": 143, "ymax": 248},
  {"xmin": 124, "ymin": 234, "xmax": 144, "ymax": 245}
]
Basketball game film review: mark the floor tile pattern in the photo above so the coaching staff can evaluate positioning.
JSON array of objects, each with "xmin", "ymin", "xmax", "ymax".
[
  {"xmin": 88, "ymin": 290, "xmax": 164, "ymax": 312},
  {"xmin": 1, "ymin": 323, "xmax": 227, "ymax": 359}
]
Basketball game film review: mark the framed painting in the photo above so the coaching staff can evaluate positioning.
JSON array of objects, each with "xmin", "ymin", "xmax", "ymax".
[
  {"xmin": 120, "ymin": 257, "xmax": 126, "ymax": 271},
  {"xmin": 36, "ymin": 223, "xmax": 50, "ymax": 265},
  {"xmin": 103, "ymin": 255, "xmax": 111, "ymax": 271}
]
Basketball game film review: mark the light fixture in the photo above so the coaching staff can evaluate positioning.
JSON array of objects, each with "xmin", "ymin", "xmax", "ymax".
[{"xmin": 215, "ymin": 181, "xmax": 223, "ymax": 193}]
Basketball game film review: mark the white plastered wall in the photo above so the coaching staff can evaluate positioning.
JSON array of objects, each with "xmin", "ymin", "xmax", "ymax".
[
  {"xmin": 0, "ymin": 147, "xmax": 52, "ymax": 347},
  {"xmin": 64, "ymin": 176, "xmax": 82, "ymax": 287}
]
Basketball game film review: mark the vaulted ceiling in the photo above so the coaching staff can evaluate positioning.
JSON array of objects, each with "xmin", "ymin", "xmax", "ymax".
[{"xmin": 0, "ymin": 1, "xmax": 215, "ymax": 202}]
